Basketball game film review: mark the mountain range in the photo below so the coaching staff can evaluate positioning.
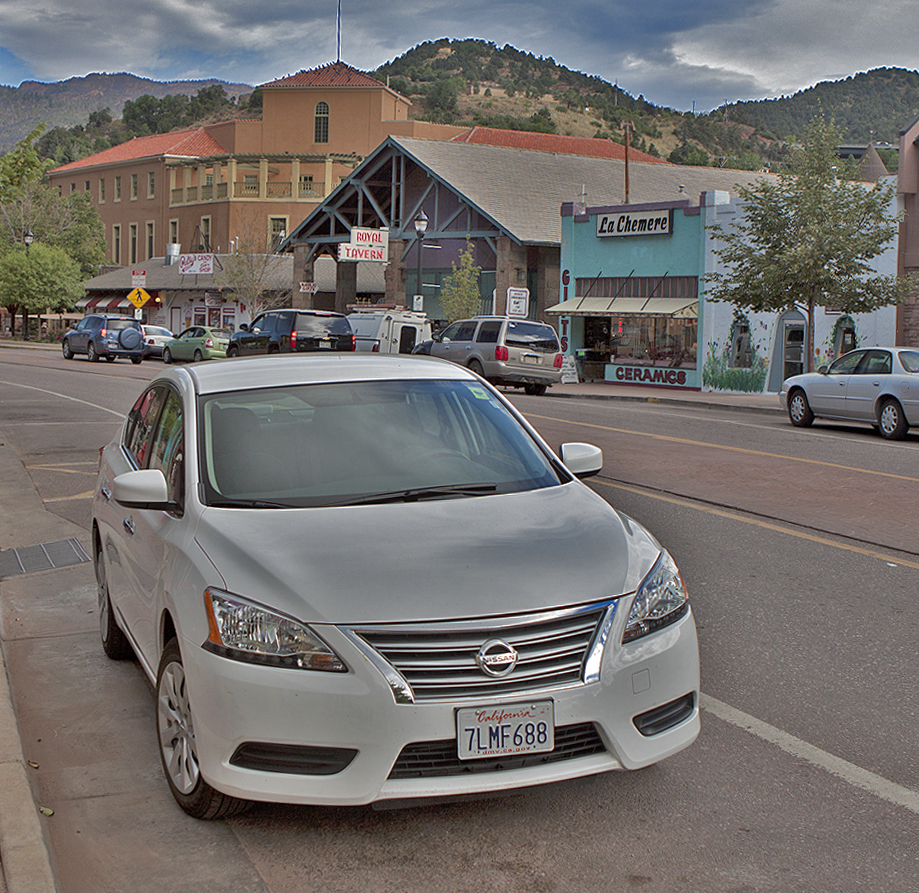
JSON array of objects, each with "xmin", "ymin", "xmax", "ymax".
[{"xmin": 2, "ymin": 41, "xmax": 919, "ymax": 172}]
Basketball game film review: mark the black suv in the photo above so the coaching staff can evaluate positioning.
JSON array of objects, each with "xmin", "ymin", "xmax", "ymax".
[
  {"xmin": 226, "ymin": 310, "xmax": 356, "ymax": 357},
  {"xmin": 62, "ymin": 314, "xmax": 145, "ymax": 364}
]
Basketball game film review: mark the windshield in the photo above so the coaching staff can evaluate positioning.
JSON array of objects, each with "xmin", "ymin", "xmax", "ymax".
[{"xmin": 199, "ymin": 380, "xmax": 564, "ymax": 507}]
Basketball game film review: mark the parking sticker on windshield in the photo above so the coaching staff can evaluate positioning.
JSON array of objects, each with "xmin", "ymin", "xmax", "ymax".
[{"xmin": 467, "ymin": 386, "xmax": 490, "ymax": 400}]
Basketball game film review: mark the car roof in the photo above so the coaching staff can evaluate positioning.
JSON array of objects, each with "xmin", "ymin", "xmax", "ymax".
[{"xmin": 154, "ymin": 353, "xmax": 476, "ymax": 395}]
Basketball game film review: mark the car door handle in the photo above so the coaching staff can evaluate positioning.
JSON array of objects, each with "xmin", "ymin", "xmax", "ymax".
[
  {"xmin": 101, "ymin": 486, "xmax": 112, "ymax": 501},
  {"xmin": 123, "ymin": 518, "xmax": 136, "ymax": 536}
]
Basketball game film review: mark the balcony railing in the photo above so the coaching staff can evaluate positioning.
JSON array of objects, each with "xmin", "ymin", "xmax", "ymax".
[{"xmin": 170, "ymin": 181, "xmax": 323, "ymax": 205}]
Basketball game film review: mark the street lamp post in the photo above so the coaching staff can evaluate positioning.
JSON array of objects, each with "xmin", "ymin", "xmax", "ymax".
[
  {"xmin": 414, "ymin": 210, "xmax": 428, "ymax": 311},
  {"xmin": 23, "ymin": 230, "xmax": 34, "ymax": 341}
]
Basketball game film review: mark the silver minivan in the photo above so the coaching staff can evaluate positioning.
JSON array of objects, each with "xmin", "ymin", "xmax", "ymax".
[{"xmin": 421, "ymin": 316, "xmax": 563, "ymax": 395}]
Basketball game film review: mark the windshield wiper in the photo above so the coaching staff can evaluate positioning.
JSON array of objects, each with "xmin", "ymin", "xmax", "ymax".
[
  {"xmin": 209, "ymin": 499, "xmax": 296, "ymax": 508},
  {"xmin": 325, "ymin": 482, "xmax": 498, "ymax": 507}
]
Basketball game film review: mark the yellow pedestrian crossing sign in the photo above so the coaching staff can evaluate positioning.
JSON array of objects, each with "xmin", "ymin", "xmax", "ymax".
[{"xmin": 127, "ymin": 287, "xmax": 151, "ymax": 308}]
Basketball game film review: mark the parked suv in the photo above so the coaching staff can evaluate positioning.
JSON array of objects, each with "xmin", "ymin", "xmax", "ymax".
[
  {"xmin": 226, "ymin": 309, "xmax": 355, "ymax": 357},
  {"xmin": 418, "ymin": 316, "xmax": 563, "ymax": 394},
  {"xmin": 62, "ymin": 314, "xmax": 145, "ymax": 364}
]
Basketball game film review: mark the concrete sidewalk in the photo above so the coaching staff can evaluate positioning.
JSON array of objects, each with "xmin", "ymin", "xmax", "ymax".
[{"xmin": 0, "ymin": 341, "xmax": 783, "ymax": 893}]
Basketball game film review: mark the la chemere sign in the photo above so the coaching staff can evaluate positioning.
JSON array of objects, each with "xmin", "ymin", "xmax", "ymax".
[{"xmin": 596, "ymin": 209, "xmax": 673, "ymax": 238}]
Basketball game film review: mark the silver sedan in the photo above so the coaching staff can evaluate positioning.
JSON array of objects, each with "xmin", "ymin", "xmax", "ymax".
[
  {"xmin": 92, "ymin": 354, "xmax": 699, "ymax": 819},
  {"xmin": 780, "ymin": 346, "xmax": 919, "ymax": 439}
]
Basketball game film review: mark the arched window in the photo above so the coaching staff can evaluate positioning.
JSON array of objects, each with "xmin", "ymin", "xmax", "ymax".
[{"xmin": 314, "ymin": 102, "xmax": 329, "ymax": 143}]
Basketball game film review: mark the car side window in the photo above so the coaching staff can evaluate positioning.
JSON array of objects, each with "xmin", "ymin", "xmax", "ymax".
[
  {"xmin": 124, "ymin": 387, "xmax": 166, "ymax": 468},
  {"xmin": 858, "ymin": 350, "xmax": 891, "ymax": 375},
  {"xmin": 439, "ymin": 322, "xmax": 463, "ymax": 343},
  {"xmin": 455, "ymin": 322, "xmax": 478, "ymax": 341},
  {"xmin": 829, "ymin": 351, "xmax": 864, "ymax": 374},
  {"xmin": 476, "ymin": 321, "xmax": 502, "ymax": 343},
  {"xmin": 260, "ymin": 314, "xmax": 278, "ymax": 334},
  {"xmin": 148, "ymin": 390, "xmax": 184, "ymax": 507}
]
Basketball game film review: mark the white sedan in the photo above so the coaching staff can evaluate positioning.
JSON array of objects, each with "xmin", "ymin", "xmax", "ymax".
[
  {"xmin": 92, "ymin": 354, "xmax": 699, "ymax": 818},
  {"xmin": 141, "ymin": 325, "xmax": 174, "ymax": 359},
  {"xmin": 780, "ymin": 346, "xmax": 919, "ymax": 439}
]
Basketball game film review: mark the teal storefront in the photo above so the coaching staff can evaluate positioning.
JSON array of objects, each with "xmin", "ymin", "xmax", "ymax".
[{"xmin": 548, "ymin": 198, "xmax": 707, "ymax": 389}]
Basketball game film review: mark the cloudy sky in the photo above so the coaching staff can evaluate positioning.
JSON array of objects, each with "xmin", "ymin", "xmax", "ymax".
[{"xmin": 0, "ymin": 0, "xmax": 916, "ymax": 112}]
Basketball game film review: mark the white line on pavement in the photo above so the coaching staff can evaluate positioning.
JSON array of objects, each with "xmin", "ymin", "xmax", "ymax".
[
  {"xmin": 702, "ymin": 694, "xmax": 919, "ymax": 816},
  {"xmin": 0, "ymin": 380, "xmax": 125, "ymax": 417}
]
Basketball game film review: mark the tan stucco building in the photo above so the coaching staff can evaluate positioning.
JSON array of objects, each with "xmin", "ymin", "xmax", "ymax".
[{"xmin": 47, "ymin": 62, "xmax": 465, "ymax": 267}]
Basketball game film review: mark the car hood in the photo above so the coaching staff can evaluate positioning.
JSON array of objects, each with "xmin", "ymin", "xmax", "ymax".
[{"xmin": 194, "ymin": 483, "xmax": 661, "ymax": 624}]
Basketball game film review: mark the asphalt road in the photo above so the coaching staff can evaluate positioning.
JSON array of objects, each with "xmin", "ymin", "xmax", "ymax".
[{"xmin": 1, "ymin": 345, "xmax": 918, "ymax": 893}]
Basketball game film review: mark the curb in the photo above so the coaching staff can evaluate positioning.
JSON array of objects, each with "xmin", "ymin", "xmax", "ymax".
[
  {"xmin": 545, "ymin": 387, "xmax": 785, "ymax": 414},
  {"xmin": 0, "ymin": 644, "xmax": 58, "ymax": 893}
]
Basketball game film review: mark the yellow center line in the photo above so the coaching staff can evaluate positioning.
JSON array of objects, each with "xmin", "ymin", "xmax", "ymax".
[
  {"xmin": 593, "ymin": 479, "xmax": 919, "ymax": 571},
  {"xmin": 528, "ymin": 413, "xmax": 919, "ymax": 484},
  {"xmin": 43, "ymin": 491, "xmax": 95, "ymax": 503}
]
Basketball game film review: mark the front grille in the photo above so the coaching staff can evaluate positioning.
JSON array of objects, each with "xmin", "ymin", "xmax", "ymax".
[
  {"xmin": 349, "ymin": 602, "xmax": 612, "ymax": 702},
  {"xmin": 389, "ymin": 722, "xmax": 606, "ymax": 779}
]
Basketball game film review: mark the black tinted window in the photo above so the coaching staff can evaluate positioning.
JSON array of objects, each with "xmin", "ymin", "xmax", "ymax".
[
  {"xmin": 296, "ymin": 314, "xmax": 352, "ymax": 335},
  {"xmin": 106, "ymin": 318, "xmax": 138, "ymax": 331},
  {"xmin": 476, "ymin": 321, "xmax": 502, "ymax": 343},
  {"xmin": 505, "ymin": 322, "xmax": 559, "ymax": 351}
]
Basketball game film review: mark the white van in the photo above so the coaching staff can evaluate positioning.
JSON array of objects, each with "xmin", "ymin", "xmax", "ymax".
[{"xmin": 347, "ymin": 309, "xmax": 433, "ymax": 354}]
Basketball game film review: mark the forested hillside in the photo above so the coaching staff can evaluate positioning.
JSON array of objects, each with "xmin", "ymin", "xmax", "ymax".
[{"xmin": 3, "ymin": 40, "xmax": 919, "ymax": 174}]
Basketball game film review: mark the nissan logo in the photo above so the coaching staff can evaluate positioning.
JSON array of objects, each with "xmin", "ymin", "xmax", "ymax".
[{"xmin": 476, "ymin": 639, "xmax": 518, "ymax": 677}]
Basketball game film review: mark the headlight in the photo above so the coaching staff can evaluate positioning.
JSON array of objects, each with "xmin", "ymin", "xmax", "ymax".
[
  {"xmin": 623, "ymin": 551, "xmax": 689, "ymax": 643},
  {"xmin": 203, "ymin": 588, "xmax": 346, "ymax": 671}
]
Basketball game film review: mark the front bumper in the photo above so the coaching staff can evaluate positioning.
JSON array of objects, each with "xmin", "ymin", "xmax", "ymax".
[{"xmin": 178, "ymin": 609, "xmax": 700, "ymax": 807}]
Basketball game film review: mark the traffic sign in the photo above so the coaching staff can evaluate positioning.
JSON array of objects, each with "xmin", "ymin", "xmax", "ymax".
[
  {"xmin": 127, "ymin": 287, "xmax": 151, "ymax": 309},
  {"xmin": 132, "ymin": 269, "xmax": 146, "ymax": 287}
]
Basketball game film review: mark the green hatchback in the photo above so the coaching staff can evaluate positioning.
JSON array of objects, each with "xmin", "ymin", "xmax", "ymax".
[{"xmin": 162, "ymin": 327, "xmax": 231, "ymax": 364}]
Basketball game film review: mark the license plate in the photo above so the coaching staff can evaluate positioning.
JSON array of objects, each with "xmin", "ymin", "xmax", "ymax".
[
  {"xmin": 456, "ymin": 701, "xmax": 554, "ymax": 760},
  {"xmin": 317, "ymin": 340, "xmax": 332, "ymax": 349},
  {"xmin": 520, "ymin": 354, "xmax": 541, "ymax": 365}
]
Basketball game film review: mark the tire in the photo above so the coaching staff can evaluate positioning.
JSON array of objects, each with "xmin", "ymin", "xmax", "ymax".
[
  {"xmin": 162, "ymin": 348, "xmax": 172, "ymax": 365},
  {"xmin": 62, "ymin": 339, "xmax": 74, "ymax": 359},
  {"xmin": 193, "ymin": 350, "xmax": 204, "ymax": 363},
  {"xmin": 524, "ymin": 383, "xmax": 548, "ymax": 396},
  {"xmin": 106, "ymin": 356, "xmax": 116, "ymax": 363},
  {"xmin": 878, "ymin": 399, "xmax": 908, "ymax": 440},
  {"xmin": 118, "ymin": 327, "xmax": 143, "ymax": 350},
  {"xmin": 156, "ymin": 639, "xmax": 251, "ymax": 820},
  {"xmin": 131, "ymin": 356, "xmax": 142, "ymax": 365},
  {"xmin": 95, "ymin": 540, "xmax": 132, "ymax": 660},
  {"xmin": 226, "ymin": 345, "xmax": 239, "ymax": 358},
  {"xmin": 87, "ymin": 341, "xmax": 99, "ymax": 362},
  {"xmin": 787, "ymin": 389, "xmax": 814, "ymax": 427},
  {"xmin": 468, "ymin": 359, "xmax": 484, "ymax": 377}
]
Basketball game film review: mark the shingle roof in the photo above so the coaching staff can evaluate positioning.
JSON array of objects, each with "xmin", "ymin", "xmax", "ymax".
[
  {"xmin": 388, "ymin": 137, "xmax": 774, "ymax": 245},
  {"xmin": 49, "ymin": 127, "xmax": 230, "ymax": 173},
  {"xmin": 262, "ymin": 61, "xmax": 386, "ymax": 90},
  {"xmin": 451, "ymin": 127, "xmax": 668, "ymax": 165}
]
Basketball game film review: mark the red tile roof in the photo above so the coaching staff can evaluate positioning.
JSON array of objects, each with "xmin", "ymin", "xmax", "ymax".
[
  {"xmin": 49, "ymin": 127, "xmax": 229, "ymax": 173},
  {"xmin": 451, "ymin": 127, "xmax": 670, "ymax": 165},
  {"xmin": 262, "ymin": 61, "xmax": 386, "ymax": 90}
]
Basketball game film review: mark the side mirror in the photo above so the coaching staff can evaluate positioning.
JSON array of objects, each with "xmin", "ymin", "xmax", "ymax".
[
  {"xmin": 112, "ymin": 469, "xmax": 178, "ymax": 512},
  {"xmin": 817, "ymin": 365, "xmax": 828, "ymax": 374},
  {"xmin": 560, "ymin": 442, "xmax": 602, "ymax": 479},
  {"xmin": 239, "ymin": 323, "xmax": 249, "ymax": 332}
]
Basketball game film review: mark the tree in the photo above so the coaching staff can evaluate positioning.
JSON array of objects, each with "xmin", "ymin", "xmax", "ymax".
[
  {"xmin": 439, "ymin": 239, "xmax": 482, "ymax": 322},
  {"xmin": 214, "ymin": 212, "xmax": 292, "ymax": 320},
  {"xmin": 706, "ymin": 116, "xmax": 906, "ymax": 372},
  {"xmin": 1, "ymin": 178, "xmax": 106, "ymax": 277},
  {"xmin": 0, "ymin": 128, "xmax": 48, "ymax": 204},
  {"xmin": 0, "ymin": 243, "xmax": 83, "ymax": 337}
]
